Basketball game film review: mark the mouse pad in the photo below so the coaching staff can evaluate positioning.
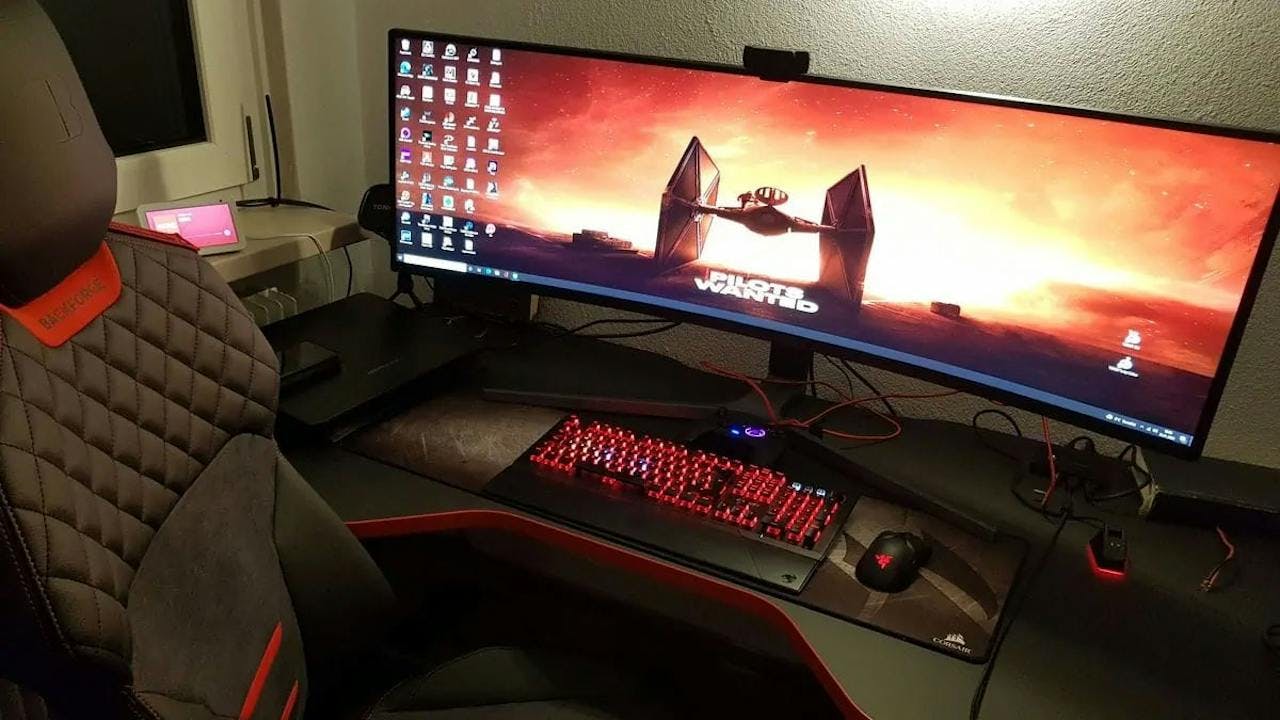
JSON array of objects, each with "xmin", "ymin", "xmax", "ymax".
[
  {"xmin": 348, "ymin": 395, "xmax": 1027, "ymax": 662},
  {"xmin": 800, "ymin": 497, "xmax": 1026, "ymax": 661}
]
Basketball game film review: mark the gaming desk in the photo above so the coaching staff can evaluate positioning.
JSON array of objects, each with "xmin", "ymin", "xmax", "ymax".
[{"xmin": 283, "ymin": 332, "xmax": 1280, "ymax": 719}]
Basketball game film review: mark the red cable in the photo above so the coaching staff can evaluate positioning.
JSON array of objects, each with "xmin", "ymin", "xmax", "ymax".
[
  {"xmin": 1040, "ymin": 416, "xmax": 1059, "ymax": 509},
  {"xmin": 1216, "ymin": 526, "xmax": 1236, "ymax": 561},
  {"xmin": 1201, "ymin": 526, "xmax": 1236, "ymax": 591},
  {"xmin": 699, "ymin": 361, "xmax": 953, "ymax": 442}
]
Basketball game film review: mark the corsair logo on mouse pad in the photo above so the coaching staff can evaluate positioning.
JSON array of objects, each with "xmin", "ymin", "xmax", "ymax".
[{"xmin": 933, "ymin": 632, "xmax": 972, "ymax": 655}]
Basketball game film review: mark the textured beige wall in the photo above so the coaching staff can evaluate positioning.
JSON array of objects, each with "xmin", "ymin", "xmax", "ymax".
[{"xmin": 275, "ymin": 0, "xmax": 1280, "ymax": 466}]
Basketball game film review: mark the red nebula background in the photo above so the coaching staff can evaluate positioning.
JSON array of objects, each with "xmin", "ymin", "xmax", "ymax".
[{"xmin": 466, "ymin": 48, "xmax": 1280, "ymax": 377}]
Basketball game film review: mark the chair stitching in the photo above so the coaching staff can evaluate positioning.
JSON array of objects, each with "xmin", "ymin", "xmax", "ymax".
[{"xmin": 0, "ymin": 441, "xmax": 164, "ymax": 532}]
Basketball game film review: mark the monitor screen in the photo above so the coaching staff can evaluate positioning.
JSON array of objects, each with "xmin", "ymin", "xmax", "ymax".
[
  {"xmin": 388, "ymin": 31, "xmax": 1280, "ymax": 457},
  {"xmin": 141, "ymin": 202, "xmax": 240, "ymax": 249}
]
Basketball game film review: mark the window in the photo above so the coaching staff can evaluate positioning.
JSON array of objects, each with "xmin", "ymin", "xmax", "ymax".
[
  {"xmin": 40, "ymin": 0, "xmax": 207, "ymax": 156},
  {"xmin": 38, "ymin": 0, "xmax": 261, "ymax": 212}
]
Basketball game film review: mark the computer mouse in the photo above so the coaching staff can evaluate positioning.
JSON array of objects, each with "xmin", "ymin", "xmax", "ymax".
[{"xmin": 855, "ymin": 530, "xmax": 932, "ymax": 593}]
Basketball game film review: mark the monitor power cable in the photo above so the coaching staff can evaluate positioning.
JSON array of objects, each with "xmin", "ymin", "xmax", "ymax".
[{"xmin": 970, "ymin": 421, "xmax": 1074, "ymax": 719}]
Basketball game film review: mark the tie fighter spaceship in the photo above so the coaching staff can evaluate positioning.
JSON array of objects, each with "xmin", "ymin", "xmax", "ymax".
[{"xmin": 654, "ymin": 136, "xmax": 876, "ymax": 307}]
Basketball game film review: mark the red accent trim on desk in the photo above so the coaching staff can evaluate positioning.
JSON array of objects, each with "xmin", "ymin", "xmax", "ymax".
[
  {"xmin": 346, "ymin": 509, "xmax": 872, "ymax": 720},
  {"xmin": 239, "ymin": 622, "xmax": 283, "ymax": 720}
]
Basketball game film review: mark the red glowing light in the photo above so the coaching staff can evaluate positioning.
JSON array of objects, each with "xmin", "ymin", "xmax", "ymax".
[
  {"xmin": 1086, "ymin": 543, "xmax": 1126, "ymax": 580},
  {"xmin": 875, "ymin": 553, "xmax": 894, "ymax": 570}
]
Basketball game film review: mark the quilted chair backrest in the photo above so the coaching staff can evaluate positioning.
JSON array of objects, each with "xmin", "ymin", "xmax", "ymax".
[{"xmin": 0, "ymin": 230, "xmax": 309, "ymax": 718}]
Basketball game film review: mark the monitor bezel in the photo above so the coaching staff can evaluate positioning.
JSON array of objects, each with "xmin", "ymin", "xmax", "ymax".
[{"xmin": 387, "ymin": 28, "xmax": 1280, "ymax": 461}]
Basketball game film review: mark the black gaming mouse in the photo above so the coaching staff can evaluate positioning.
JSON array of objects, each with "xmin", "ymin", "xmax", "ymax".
[{"xmin": 855, "ymin": 530, "xmax": 932, "ymax": 592}]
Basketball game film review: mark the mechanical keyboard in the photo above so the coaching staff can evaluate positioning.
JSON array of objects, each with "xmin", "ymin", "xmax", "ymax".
[{"xmin": 487, "ymin": 415, "xmax": 857, "ymax": 593}]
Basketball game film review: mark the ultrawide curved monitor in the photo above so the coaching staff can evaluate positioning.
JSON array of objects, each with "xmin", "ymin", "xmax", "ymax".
[{"xmin": 387, "ymin": 30, "xmax": 1280, "ymax": 459}]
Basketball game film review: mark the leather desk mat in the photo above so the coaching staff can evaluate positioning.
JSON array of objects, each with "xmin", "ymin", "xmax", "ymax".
[{"xmin": 346, "ymin": 394, "xmax": 1026, "ymax": 661}]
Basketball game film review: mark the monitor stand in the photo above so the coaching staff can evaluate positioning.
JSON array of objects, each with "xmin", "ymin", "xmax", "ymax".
[{"xmin": 480, "ymin": 335, "xmax": 999, "ymax": 539}]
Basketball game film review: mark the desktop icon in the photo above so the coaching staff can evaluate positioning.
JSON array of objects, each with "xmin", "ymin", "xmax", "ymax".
[
  {"xmin": 442, "ymin": 154, "xmax": 455, "ymax": 168},
  {"xmin": 491, "ymin": 48, "xmax": 502, "ymax": 64},
  {"xmin": 442, "ymin": 195, "xmax": 455, "ymax": 210},
  {"xmin": 418, "ymin": 214, "xmax": 431, "ymax": 227},
  {"xmin": 398, "ymin": 190, "xmax": 411, "ymax": 202},
  {"xmin": 463, "ymin": 198, "xmax": 476, "ymax": 213},
  {"xmin": 486, "ymin": 94, "xmax": 503, "ymax": 112},
  {"xmin": 421, "ymin": 130, "xmax": 433, "ymax": 144},
  {"xmin": 422, "ymin": 40, "xmax": 434, "ymax": 56},
  {"xmin": 1123, "ymin": 329, "xmax": 1142, "ymax": 350},
  {"xmin": 465, "ymin": 90, "xmax": 479, "ymax": 107},
  {"xmin": 463, "ymin": 157, "xmax": 477, "ymax": 172},
  {"xmin": 399, "ymin": 148, "xmax": 413, "ymax": 163},
  {"xmin": 420, "ymin": 192, "xmax": 432, "ymax": 208},
  {"xmin": 463, "ymin": 220, "xmax": 475, "ymax": 232},
  {"xmin": 442, "ymin": 111, "xmax": 456, "ymax": 128},
  {"xmin": 485, "ymin": 223, "xmax": 497, "ymax": 236},
  {"xmin": 420, "ymin": 150, "xmax": 433, "ymax": 166},
  {"xmin": 466, "ymin": 135, "xmax": 477, "ymax": 150},
  {"xmin": 442, "ymin": 215, "xmax": 454, "ymax": 229},
  {"xmin": 486, "ymin": 160, "xmax": 499, "ymax": 175},
  {"xmin": 420, "ymin": 232, "xmax": 433, "ymax": 248},
  {"xmin": 399, "ymin": 229, "xmax": 412, "ymax": 244},
  {"xmin": 464, "ymin": 115, "xmax": 479, "ymax": 129},
  {"xmin": 441, "ymin": 134, "xmax": 456, "ymax": 150},
  {"xmin": 419, "ymin": 109, "xmax": 433, "ymax": 123},
  {"xmin": 422, "ymin": 85, "xmax": 435, "ymax": 101},
  {"xmin": 443, "ymin": 175, "xmax": 455, "ymax": 188},
  {"xmin": 422, "ymin": 64, "xmax": 435, "ymax": 79},
  {"xmin": 442, "ymin": 235, "xmax": 454, "ymax": 251},
  {"xmin": 399, "ymin": 39, "xmax": 411, "ymax": 54},
  {"xmin": 486, "ymin": 180, "xmax": 498, "ymax": 196},
  {"xmin": 443, "ymin": 87, "xmax": 455, "ymax": 104},
  {"xmin": 420, "ymin": 171, "xmax": 433, "ymax": 186},
  {"xmin": 399, "ymin": 170, "xmax": 411, "ymax": 182},
  {"xmin": 398, "ymin": 84, "xmax": 412, "ymax": 98},
  {"xmin": 399, "ymin": 127, "xmax": 412, "ymax": 140},
  {"xmin": 443, "ymin": 65, "xmax": 457, "ymax": 82},
  {"xmin": 466, "ymin": 68, "xmax": 480, "ymax": 85},
  {"xmin": 398, "ymin": 61, "xmax": 412, "ymax": 75},
  {"xmin": 399, "ymin": 106, "xmax": 412, "ymax": 121},
  {"xmin": 399, "ymin": 211, "xmax": 411, "ymax": 223},
  {"xmin": 486, "ymin": 117, "xmax": 501, "ymax": 132},
  {"xmin": 486, "ymin": 137, "xmax": 501, "ymax": 153},
  {"xmin": 464, "ymin": 238, "xmax": 475, "ymax": 252},
  {"xmin": 489, "ymin": 71, "xmax": 501, "ymax": 87},
  {"xmin": 466, "ymin": 47, "xmax": 479, "ymax": 62},
  {"xmin": 464, "ymin": 177, "xmax": 476, "ymax": 191},
  {"xmin": 444, "ymin": 43, "xmax": 457, "ymax": 59}
]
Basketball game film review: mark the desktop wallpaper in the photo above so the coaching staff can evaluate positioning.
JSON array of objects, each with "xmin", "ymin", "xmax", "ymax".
[{"xmin": 393, "ymin": 38, "xmax": 1280, "ymax": 438}]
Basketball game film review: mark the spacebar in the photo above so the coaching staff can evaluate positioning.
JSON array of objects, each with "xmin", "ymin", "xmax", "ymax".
[{"xmin": 485, "ymin": 464, "xmax": 816, "ymax": 593}]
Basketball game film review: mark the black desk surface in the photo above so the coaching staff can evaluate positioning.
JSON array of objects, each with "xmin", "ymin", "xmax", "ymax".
[{"xmin": 285, "ymin": 332, "xmax": 1280, "ymax": 719}]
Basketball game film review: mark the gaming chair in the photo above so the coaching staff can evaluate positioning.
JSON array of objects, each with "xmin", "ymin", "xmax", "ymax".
[{"xmin": 0, "ymin": 2, "xmax": 657, "ymax": 717}]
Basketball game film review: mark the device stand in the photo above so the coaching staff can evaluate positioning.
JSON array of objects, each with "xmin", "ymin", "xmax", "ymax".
[{"xmin": 388, "ymin": 270, "xmax": 426, "ymax": 309}]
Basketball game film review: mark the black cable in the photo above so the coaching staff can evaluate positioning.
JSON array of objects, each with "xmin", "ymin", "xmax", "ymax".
[
  {"xmin": 972, "ymin": 408, "xmax": 1024, "ymax": 461},
  {"xmin": 342, "ymin": 245, "xmax": 355, "ymax": 297},
  {"xmin": 838, "ymin": 357, "xmax": 898, "ymax": 417},
  {"xmin": 1085, "ymin": 444, "xmax": 1153, "ymax": 502},
  {"xmin": 821, "ymin": 354, "xmax": 856, "ymax": 399},
  {"xmin": 237, "ymin": 94, "xmax": 333, "ymax": 211},
  {"xmin": 970, "ymin": 510, "xmax": 1069, "ymax": 719},
  {"xmin": 580, "ymin": 322, "xmax": 681, "ymax": 340}
]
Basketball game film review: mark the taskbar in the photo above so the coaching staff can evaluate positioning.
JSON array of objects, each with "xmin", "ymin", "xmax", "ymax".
[{"xmin": 396, "ymin": 252, "xmax": 1196, "ymax": 450}]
